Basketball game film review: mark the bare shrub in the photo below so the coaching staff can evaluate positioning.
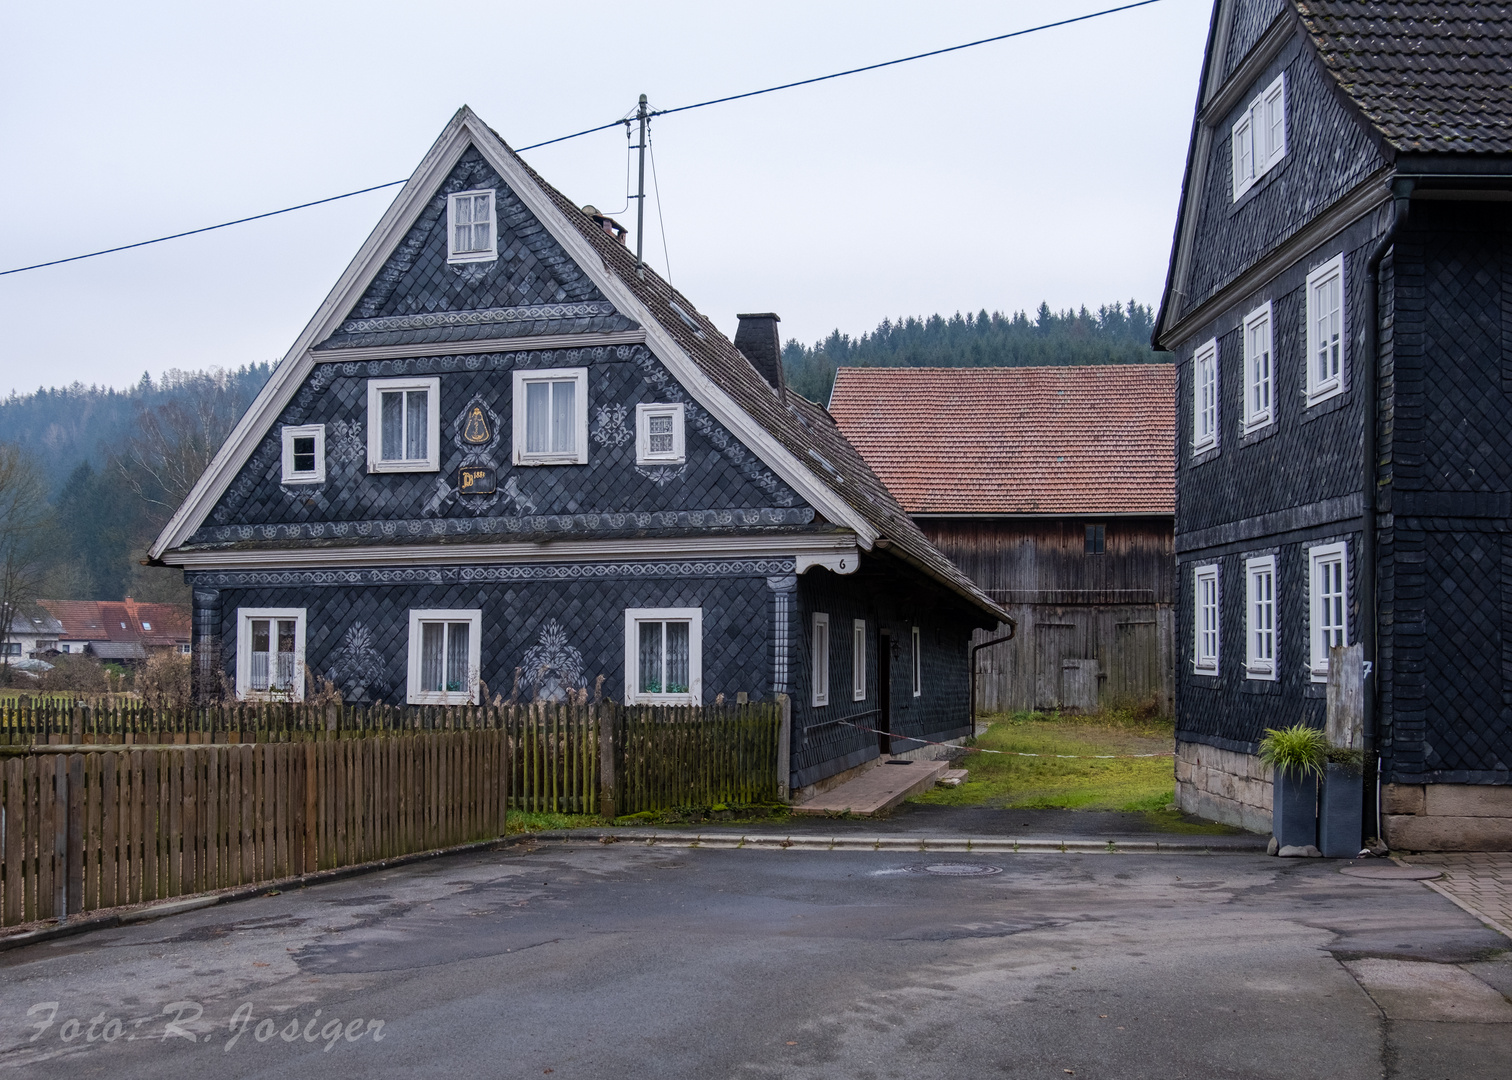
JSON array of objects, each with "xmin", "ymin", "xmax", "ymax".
[
  {"xmin": 38, "ymin": 654, "xmax": 108, "ymax": 694},
  {"xmin": 138, "ymin": 649, "xmax": 192, "ymax": 709}
]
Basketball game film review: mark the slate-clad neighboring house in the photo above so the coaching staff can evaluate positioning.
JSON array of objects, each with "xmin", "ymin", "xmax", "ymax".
[
  {"xmin": 148, "ymin": 108, "xmax": 1008, "ymax": 795},
  {"xmin": 38, "ymin": 599, "xmax": 191, "ymax": 661},
  {"xmin": 1155, "ymin": 1, "xmax": 1512, "ymax": 846},
  {"xmin": 829, "ymin": 365, "xmax": 1176, "ymax": 714}
]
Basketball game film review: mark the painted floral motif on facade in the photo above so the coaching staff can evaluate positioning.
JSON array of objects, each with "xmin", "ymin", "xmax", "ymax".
[
  {"xmin": 520, "ymin": 619, "xmax": 585, "ymax": 703},
  {"xmin": 326, "ymin": 622, "xmax": 389, "ymax": 702}
]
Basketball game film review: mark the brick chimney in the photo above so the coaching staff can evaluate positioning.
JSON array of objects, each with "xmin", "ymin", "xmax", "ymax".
[{"xmin": 735, "ymin": 313, "xmax": 784, "ymax": 393}]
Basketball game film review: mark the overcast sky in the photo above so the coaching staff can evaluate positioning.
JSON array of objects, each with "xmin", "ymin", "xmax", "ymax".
[{"xmin": 0, "ymin": 0, "xmax": 1210, "ymax": 397}]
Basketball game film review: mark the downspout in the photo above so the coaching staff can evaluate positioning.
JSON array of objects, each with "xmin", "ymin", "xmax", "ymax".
[
  {"xmin": 969, "ymin": 630, "xmax": 1015, "ymax": 733},
  {"xmin": 1361, "ymin": 175, "xmax": 1414, "ymax": 844}
]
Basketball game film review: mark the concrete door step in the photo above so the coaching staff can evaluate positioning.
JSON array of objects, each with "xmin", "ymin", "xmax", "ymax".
[{"xmin": 793, "ymin": 759, "xmax": 951, "ymax": 816}]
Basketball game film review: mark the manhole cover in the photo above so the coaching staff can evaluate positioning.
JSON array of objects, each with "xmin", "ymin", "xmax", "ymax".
[
  {"xmin": 1339, "ymin": 864, "xmax": 1442, "ymax": 881},
  {"xmin": 908, "ymin": 863, "xmax": 1003, "ymax": 877}
]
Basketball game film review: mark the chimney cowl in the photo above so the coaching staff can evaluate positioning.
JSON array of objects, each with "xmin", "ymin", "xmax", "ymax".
[{"xmin": 734, "ymin": 312, "xmax": 784, "ymax": 394}]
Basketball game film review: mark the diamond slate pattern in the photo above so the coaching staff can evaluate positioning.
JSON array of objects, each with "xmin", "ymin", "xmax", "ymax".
[{"xmin": 1224, "ymin": 0, "xmax": 1291, "ymax": 79}]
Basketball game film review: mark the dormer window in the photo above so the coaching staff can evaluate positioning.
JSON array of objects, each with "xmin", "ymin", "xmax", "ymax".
[
  {"xmin": 1232, "ymin": 73, "xmax": 1286, "ymax": 200},
  {"xmin": 281, "ymin": 424, "xmax": 327, "ymax": 483},
  {"xmin": 636, "ymin": 403, "xmax": 685, "ymax": 464},
  {"xmin": 447, "ymin": 189, "xmax": 497, "ymax": 263}
]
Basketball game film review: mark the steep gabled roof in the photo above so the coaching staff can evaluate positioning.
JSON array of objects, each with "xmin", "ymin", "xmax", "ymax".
[
  {"xmin": 828, "ymin": 366, "xmax": 1176, "ymax": 516},
  {"xmin": 150, "ymin": 107, "xmax": 1006, "ymax": 623},
  {"xmin": 1299, "ymin": 1, "xmax": 1512, "ymax": 154}
]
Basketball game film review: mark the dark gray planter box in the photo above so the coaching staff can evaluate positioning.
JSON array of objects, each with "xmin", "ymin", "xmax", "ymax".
[
  {"xmin": 1319, "ymin": 763, "xmax": 1363, "ymax": 858},
  {"xmin": 1272, "ymin": 768, "xmax": 1317, "ymax": 849}
]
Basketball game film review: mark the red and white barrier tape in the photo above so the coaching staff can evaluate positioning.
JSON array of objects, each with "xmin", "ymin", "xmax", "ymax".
[{"xmin": 834, "ymin": 718, "xmax": 1174, "ymax": 759}]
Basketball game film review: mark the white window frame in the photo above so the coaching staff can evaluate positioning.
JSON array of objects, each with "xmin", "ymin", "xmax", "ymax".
[
  {"xmin": 512, "ymin": 367, "xmax": 589, "ymax": 465},
  {"xmin": 1241, "ymin": 303, "xmax": 1274, "ymax": 432},
  {"xmin": 1305, "ymin": 254, "xmax": 1347, "ymax": 405},
  {"xmin": 1245, "ymin": 556, "xmax": 1277, "ymax": 680},
  {"xmin": 635, "ymin": 402, "xmax": 686, "ymax": 465},
  {"xmin": 235, "ymin": 607, "xmax": 306, "ymax": 702},
  {"xmin": 406, "ymin": 609, "xmax": 482, "ymax": 705},
  {"xmin": 911, "ymin": 625, "xmax": 922, "ymax": 697},
  {"xmin": 281, "ymin": 424, "xmax": 326, "ymax": 484},
  {"xmin": 447, "ymin": 189, "xmax": 497, "ymax": 264},
  {"xmin": 1232, "ymin": 73, "xmax": 1286, "ymax": 200},
  {"xmin": 1192, "ymin": 338, "xmax": 1219, "ymax": 454},
  {"xmin": 1308, "ymin": 542, "xmax": 1349, "ymax": 682},
  {"xmin": 624, "ymin": 607, "xmax": 703, "ymax": 705},
  {"xmin": 1193, "ymin": 565, "xmax": 1220, "ymax": 674},
  {"xmin": 852, "ymin": 619, "xmax": 867, "ymax": 702},
  {"xmin": 366, "ymin": 377, "xmax": 441, "ymax": 473},
  {"xmin": 811, "ymin": 613, "xmax": 830, "ymax": 707}
]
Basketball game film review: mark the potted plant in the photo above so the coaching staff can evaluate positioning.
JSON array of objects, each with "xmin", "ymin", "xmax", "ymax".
[
  {"xmin": 1318, "ymin": 746, "xmax": 1364, "ymax": 858},
  {"xmin": 1258, "ymin": 724, "xmax": 1326, "ymax": 850}
]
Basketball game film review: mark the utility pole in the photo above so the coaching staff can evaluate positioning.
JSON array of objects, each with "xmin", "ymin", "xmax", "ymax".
[{"xmin": 635, "ymin": 93, "xmax": 648, "ymax": 278}]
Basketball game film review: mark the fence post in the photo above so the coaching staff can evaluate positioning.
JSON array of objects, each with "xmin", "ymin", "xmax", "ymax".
[
  {"xmin": 598, "ymin": 707, "xmax": 616, "ymax": 821},
  {"xmin": 52, "ymin": 757, "xmax": 68, "ymax": 921},
  {"xmin": 776, "ymin": 695, "xmax": 791, "ymax": 803}
]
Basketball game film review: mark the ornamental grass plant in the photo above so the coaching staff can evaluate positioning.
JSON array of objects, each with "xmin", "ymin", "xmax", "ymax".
[{"xmin": 1257, "ymin": 724, "xmax": 1329, "ymax": 780}]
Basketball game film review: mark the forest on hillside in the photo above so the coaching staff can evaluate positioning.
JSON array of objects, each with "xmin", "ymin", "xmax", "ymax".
[{"xmin": 781, "ymin": 300, "xmax": 1164, "ymax": 403}]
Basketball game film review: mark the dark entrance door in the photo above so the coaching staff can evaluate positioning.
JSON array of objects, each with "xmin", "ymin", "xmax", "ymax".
[{"xmin": 877, "ymin": 629, "xmax": 892, "ymax": 755}]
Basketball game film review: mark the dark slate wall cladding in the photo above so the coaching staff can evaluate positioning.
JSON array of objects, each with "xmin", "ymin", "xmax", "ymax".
[
  {"xmin": 1177, "ymin": 219, "xmax": 1379, "ymax": 535},
  {"xmin": 1381, "ymin": 203, "xmax": 1512, "ymax": 784},
  {"xmin": 196, "ymin": 344, "xmax": 808, "ymax": 540},
  {"xmin": 318, "ymin": 147, "xmax": 637, "ymax": 350},
  {"xmin": 200, "ymin": 565, "xmax": 783, "ymax": 707},
  {"xmin": 1183, "ymin": 42, "xmax": 1385, "ymax": 313},
  {"xmin": 1175, "ymin": 532, "xmax": 1357, "ymax": 750},
  {"xmin": 790, "ymin": 569, "xmax": 971, "ymax": 789},
  {"xmin": 1222, "ymin": 0, "xmax": 1289, "ymax": 81}
]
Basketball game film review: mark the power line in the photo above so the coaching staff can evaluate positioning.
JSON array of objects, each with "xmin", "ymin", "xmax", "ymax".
[{"xmin": 0, "ymin": 1, "xmax": 1166, "ymax": 278}]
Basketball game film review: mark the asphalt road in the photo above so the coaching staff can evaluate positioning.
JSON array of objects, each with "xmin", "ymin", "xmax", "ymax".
[{"xmin": 1, "ymin": 839, "xmax": 1508, "ymax": 1079}]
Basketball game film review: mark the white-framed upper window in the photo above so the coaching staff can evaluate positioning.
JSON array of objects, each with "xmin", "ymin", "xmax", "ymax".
[
  {"xmin": 407, "ymin": 609, "xmax": 482, "ymax": 705},
  {"xmin": 236, "ymin": 608, "xmax": 306, "ymax": 701},
  {"xmin": 1242, "ymin": 303, "xmax": 1274, "ymax": 431},
  {"xmin": 512, "ymin": 368, "xmax": 588, "ymax": 465},
  {"xmin": 1193, "ymin": 338, "xmax": 1219, "ymax": 454},
  {"xmin": 1309, "ymin": 542, "xmax": 1348, "ymax": 682},
  {"xmin": 1245, "ymin": 556, "xmax": 1277, "ymax": 680},
  {"xmin": 1232, "ymin": 72, "xmax": 1287, "ymax": 200},
  {"xmin": 447, "ymin": 189, "xmax": 497, "ymax": 263},
  {"xmin": 367, "ymin": 377, "xmax": 440, "ymax": 472},
  {"xmin": 1194, "ymin": 565, "xmax": 1220, "ymax": 674},
  {"xmin": 1306, "ymin": 254, "xmax": 1346, "ymax": 405},
  {"xmin": 852, "ymin": 619, "xmax": 866, "ymax": 701},
  {"xmin": 625, "ymin": 607, "xmax": 702, "ymax": 705},
  {"xmin": 812, "ymin": 613, "xmax": 830, "ymax": 707},
  {"xmin": 636, "ymin": 403, "xmax": 686, "ymax": 465},
  {"xmin": 281, "ymin": 424, "xmax": 326, "ymax": 484},
  {"xmin": 911, "ymin": 625, "xmax": 922, "ymax": 697}
]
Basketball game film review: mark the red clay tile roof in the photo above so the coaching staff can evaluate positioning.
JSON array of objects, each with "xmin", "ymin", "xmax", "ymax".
[
  {"xmin": 827, "ymin": 365, "xmax": 1175, "ymax": 516},
  {"xmin": 39, "ymin": 599, "xmax": 191, "ymax": 648}
]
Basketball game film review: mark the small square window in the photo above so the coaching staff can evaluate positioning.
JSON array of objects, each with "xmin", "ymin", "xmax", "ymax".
[
  {"xmin": 407, "ymin": 609, "xmax": 482, "ymax": 705},
  {"xmin": 636, "ymin": 403, "xmax": 686, "ymax": 464},
  {"xmin": 811, "ymin": 613, "xmax": 830, "ymax": 707},
  {"xmin": 447, "ymin": 189, "xmax": 497, "ymax": 263},
  {"xmin": 179, "ymin": 643, "xmax": 192, "ymax": 655},
  {"xmin": 1192, "ymin": 338, "xmax": 1219, "ymax": 454},
  {"xmin": 911, "ymin": 625, "xmax": 922, "ymax": 697},
  {"xmin": 236, "ymin": 608, "xmax": 306, "ymax": 700},
  {"xmin": 1242, "ymin": 303, "xmax": 1274, "ymax": 431},
  {"xmin": 624, "ymin": 607, "xmax": 703, "ymax": 704},
  {"xmin": 1085, "ymin": 524, "xmax": 1106, "ymax": 555},
  {"xmin": 281, "ymin": 424, "xmax": 327, "ymax": 483},
  {"xmin": 1308, "ymin": 542, "xmax": 1348, "ymax": 681},
  {"xmin": 1306, "ymin": 255, "xmax": 1346, "ymax": 405},
  {"xmin": 1193, "ymin": 565, "xmax": 1220, "ymax": 674},
  {"xmin": 852, "ymin": 619, "xmax": 867, "ymax": 701},
  {"xmin": 1245, "ymin": 556, "xmax": 1277, "ymax": 680},
  {"xmin": 367, "ymin": 378, "xmax": 440, "ymax": 472},
  {"xmin": 513, "ymin": 368, "xmax": 588, "ymax": 465}
]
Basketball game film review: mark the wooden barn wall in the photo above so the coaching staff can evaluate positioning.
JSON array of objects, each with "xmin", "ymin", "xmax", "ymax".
[{"xmin": 917, "ymin": 518, "xmax": 1175, "ymax": 714}]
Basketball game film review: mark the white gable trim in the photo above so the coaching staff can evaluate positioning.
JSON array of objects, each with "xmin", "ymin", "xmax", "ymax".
[{"xmin": 152, "ymin": 107, "xmax": 872, "ymax": 558}]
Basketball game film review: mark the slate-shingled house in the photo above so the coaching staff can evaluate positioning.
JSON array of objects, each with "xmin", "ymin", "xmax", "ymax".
[
  {"xmin": 148, "ymin": 107, "xmax": 1008, "ymax": 795},
  {"xmin": 1155, "ymin": 1, "xmax": 1512, "ymax": 847}
]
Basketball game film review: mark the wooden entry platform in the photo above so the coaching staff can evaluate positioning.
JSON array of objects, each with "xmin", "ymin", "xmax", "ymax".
[{"xmin": 792, "ymin": 759, "xmax": 951, "ymax": 817}]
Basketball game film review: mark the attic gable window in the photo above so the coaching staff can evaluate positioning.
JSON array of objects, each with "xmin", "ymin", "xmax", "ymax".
[
  {"xmin": 1232, "ymin": 73, "xmax": 1287, "ymax": 200},
  {"xmin": 513, "ymin": 368, "xmax": 588, "ymax": 465},
  {"xmin": 1242, "ymin": 303, "xmax": 1273, "ymax": 431},
  {"xmin": 447, "ymin": 189, "xmax": 497, "ymax": 263},
  {"xmin": 1306, "ymin": 255, "xmax": 1346, "ymax": 405},
  {"xmin": 281, "ymin": 424, "xmax": 326, "ymax": 484},
  {"xmin": 636, "ymin": 403, "xmax": 685, "ymax": 465},
  {"xmin": 367, "ymin": 378, "xmax": 440, "ymax": 472},
  {"xmin": 1192, "ymin": 338, "xmax": 1219, "ymax": 455}
]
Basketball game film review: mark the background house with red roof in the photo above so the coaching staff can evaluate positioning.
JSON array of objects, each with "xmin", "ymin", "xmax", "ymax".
[
  {"xmin": 830, "ymin": 364, "xmax": 1175, "ymax": 714},
  {"xmin": 38, "ymin": 598, "xmax": 191, "ymax": 663}
]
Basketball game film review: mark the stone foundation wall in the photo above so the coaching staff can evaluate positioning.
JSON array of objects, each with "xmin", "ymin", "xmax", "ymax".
[
  {"xmin": 1383, "ymin": 784, "xmax": 1512, "ymax": 851},
  {"xmin": 1175, "ymin": 739, "xmax": 1272, "ymax": 834}
]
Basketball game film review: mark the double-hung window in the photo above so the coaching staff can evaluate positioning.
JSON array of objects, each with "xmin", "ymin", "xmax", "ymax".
[
  {"xmin": 1193, "ymin": 338, "xmax": 1219, "ymax": 454},
  {"xmin": 1309, "ymin": 542, "xmax": 1348, "ymax": 681},
  {"xmin": 236, "ymin": 608, "xmax": 306, "ymax": 700},
  {"xmin": 811, "ymin": 613, "xmax": 830, "ymax": 707},
  {"xmin": 1306, "ymin": 255, "xmax": 1346, "ymax": 404},
  {"xmin": 447, "ymin": 189, "xmax": 497, "ymax": 263},
  {"xmin": 281, "ymin": 424, "xmax": 326, "ymax": 484},
  {"xmin": 636, "ymin": 403, "xmax": 686, "ymax": 464},
  {"xmin": 513, "ymin": 368, "xmax": 588, "ymax": 465},
  {"xmin": 367, "ymin": 377, "xmax": 440, "ymax": 472},
  {"xmin": 911, "ymin": 625, "xmax": 922, "ymax": 697},
  {"xmin": 852, "ymin": 619, "xmax": 867, "ymax": 701},
  {"xmin": 1193, "ymin": 565, "xmax": 1220, "ymax": 674},
  {"xmin": 1245, "ymin": 556, "xmax": 1277, "ymax": 680},
  {"xmin": 1232, "ymin": 73, "xmax": 1287, "ymax": 200},
  {"xmin": 407, "ymin": 610, "xmax": 482, "ymax": 705},
  {"xmin": 625, "ymin": 608, "xmax": 702, "ymax": 704},
  {"xmin": 1242, "ymin": 303, "xmax": 1274, "ymax": 431}
]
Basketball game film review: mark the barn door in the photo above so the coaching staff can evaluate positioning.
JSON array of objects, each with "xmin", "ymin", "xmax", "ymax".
[{"xmin": 1035, "ymin": 622, "xmax": 1075, "ymax": 710}]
